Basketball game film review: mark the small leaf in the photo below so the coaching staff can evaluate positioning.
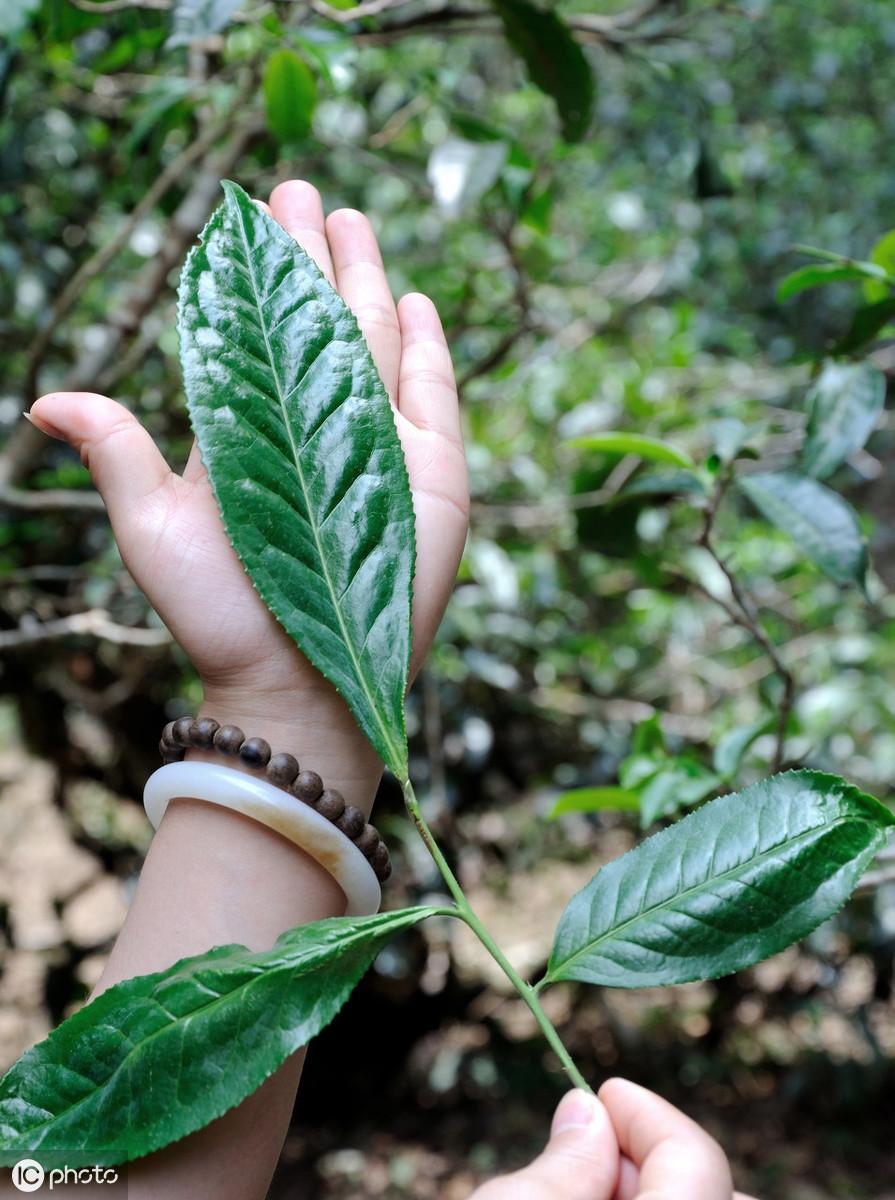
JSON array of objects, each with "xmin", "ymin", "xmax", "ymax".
[
  {"xmin": 615, "ymin": 470, "xmax": 707, "ymax": 503},
  {"xmin": 0, "ymin": 908, "xmax": 437, "ymax": 1166},
  {"xmin": 776, "ymin": 262, "xmax": 886, "ymax": 302},
  {"xmin": 833, "ymin": 297, "xmax": 895, "ymax": 356},
  {"xmin": 737, "ymin": 471, "xmax": 867, "ymax": 587},
  {"xmin": 568, "ymin": 433, "xmax": 693, "ymax": 468},
  {"xmin": 801, "ymin": 361, "xmax": 885, "ymax": 480},
  {"xmin": 549, "ymin": 787, "xmax": 641, "ymax": 818},
  {"xmin": 167, "ymin": 0, "xmax": 243, "ymax": 47},
  {"xmin": 862, "ymin": 229, "xmax": 895, "ymax": 303},
  {"xmin": 490, "ymin": 0, "xmax": 594, "ymax": 143},
  {"xmin": 544, "ymin": 771, "xmax": 894, "ymax": 989},
  {"xmin": 178, "ymin": 182, "xmax": 415, "ymax": 779},
  {"xmin": 637, "ymin": 759, "xmax": 718, "ymax": 827},
  {"xmin": 712, "ymin": 717, "xmax": 775, "ymax": 780},
  {"xmin": 263, "ymin": 49, "xmax": 317, "ymax": 144}
]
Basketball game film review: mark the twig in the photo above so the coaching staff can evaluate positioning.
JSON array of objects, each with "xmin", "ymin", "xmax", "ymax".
[
  {"xmin": 68, "ymin": 0, "xmax": 170, "ymax": 9},
  {"xmin": 0, "ymin": 485, "xmax": 105, "ymax": 512},
  {"xmin": 0, "ymin": 609, "xmax": 171, "ymax": 650},
  {"xmin": 696, "ymin": 472, "xmax": 796, "ymax": 772}
]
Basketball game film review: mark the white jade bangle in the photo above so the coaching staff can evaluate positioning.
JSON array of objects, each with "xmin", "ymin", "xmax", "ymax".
[{"xmin": 143, "ymin": 761, "xmax": 381, "ymax": 917}]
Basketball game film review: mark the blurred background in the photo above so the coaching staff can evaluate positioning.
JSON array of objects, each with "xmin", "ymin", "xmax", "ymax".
[{"xmin": 2, "ymin": 0, "xmax": 895, "ymax": 1195}]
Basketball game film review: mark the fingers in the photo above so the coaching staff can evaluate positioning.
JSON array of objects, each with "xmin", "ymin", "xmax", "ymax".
[
  {"xmin": 472, "ymin": 1091, "xmax": 619, "ymax": 1200},
  {"xmin": 269, "ymin": 181, "xmax": 335, "ymax": 285},
  {"xmin": 598, "ymin": 1079, "xmax": 733, "ymax": 1200},
  {"xmin": 325, "ymin": 207, "xmax": 402, "ymax": 403},
  {"xmin": 27, "ymin": 392, "xmax": 174, "ymax": 530},
  {"xmin": 396, "ymin": 292, "xmax": 462, "ymax": 447}
]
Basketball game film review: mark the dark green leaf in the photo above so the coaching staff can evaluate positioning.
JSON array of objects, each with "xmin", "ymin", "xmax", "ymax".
[
  {"xmin": 263, "ymin": 49, "xmax": 317, "ymax": 144},
  {"xmin": 490, "ymin": 0, "xmax": 594, "ymax": 143},
  {"xmin": 544, "ymin": 771, "xmax": 894, "ymax": 989},
  {"xmin": 833, "ymin": 297, "xmax": 895, "ymax": 355},
  {"xmin": 568, "ymin": 433, "xmax": 693, "ymax": 468},
  {"xmin": 167, "ymin": 0, "xmax": 243, "ymax": 47},
  {"xmin": 549, "ymin": 786, "xmax": 640, "ymax": 818},
  {"xmin": 0, "ymin": 908, "xmax": 437, "ymax": 1167},
  {"xmin": 637, "ymin": 759, "xmax": 718, "ymax": 827},
  {"xmin": 615, "ymin": 470, "xmax": 707, "ymax": 503},
  {"xmin": 178, "ymin": 182, "xmax": 415, "ymax": 779},
  {"xmin": 801, "ymin": 361, "xmax": 885, "ymax": 479},
  {"xmin": 737, "ymin": 471, "xmax": 867, "ymax": 587},
  {"xmin": 776, "ymin": 262, "xmax": 885, "ymax": 302}
]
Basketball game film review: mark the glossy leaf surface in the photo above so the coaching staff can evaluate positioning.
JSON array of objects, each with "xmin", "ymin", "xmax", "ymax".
[
  {"xmin": 545, "ymin": 772, "xmax": 894, "ymax": 989},
  {"xmin": 263, "ymin": 49, "xmax": 317, "ymax": 143},
  {"xmin": 737, "ymin": 470, "xmax": 867, "ymax": 587},
  {"xmin": 178, "ymin": 182, "xmax": 415, "ymax": 778},
  {"xmin": 801, "ymin": 361, "xmax": 885, "ymax": 480},
  {"xmin": 0, "ymin": 908, "xmax": 436, "ymax": 1167},
  {"xmin": 491, "ymin": 0, "xmax": 593, "ymax": 143}
]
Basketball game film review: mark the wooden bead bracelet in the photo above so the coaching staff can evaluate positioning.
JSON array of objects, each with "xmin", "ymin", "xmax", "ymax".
[{"xmin": 159, "ymin": 716, "xmax": 391, "ymax": 883}]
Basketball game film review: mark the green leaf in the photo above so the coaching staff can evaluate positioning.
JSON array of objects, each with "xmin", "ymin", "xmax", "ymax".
[
  {"xmin": 263, "ymin": 49, "xmax": 317, "ymax": 144},
  {"xmin": 490, "ymin": 0, "xmax": 594, "ymax": 143},
  {"xmin": 832, "ymin": 297, "xmax": 895, "ymax": 356},
  {"xmin": 614, "ymin": 470, "xmax": 707, "ymax": 503},
  {"xmin": 568, "ymin": 433, "xmax": 693, "ymax": 468},
  {"xmin": 549, "ymin": 786, "xmax": 641, "ymax": 818},
  {"xmin": 177, "ymin": 182, "xmax": 415, "ymax": 779},
  {"xmin": 0, "ymin": 908, "xmax": 437, "ymax": 1167},
  {"xmin": 776, "ymin": 262, "xmax": 887, "ymax": 302},
  {"xmin": 801, "ymin": 361, "xmax": 885, "ymax": 480},
  {"xmin": 737, "ymin": 471, "xmax": 867, "ymax": 588},
  {"xmin": 712, "ymin": 717, "xmax": 775, "ymax": 780},
  {"xmin": 862, "ymin": 229, "xmax": 895, "ymax": 303},
  {"xmin": 637, "ymin": 759, "xmax": 719, "ymax": 827},
  {"xmin": 544, "ymin": 771, "xmax": 894, "ymax": 989},
  {"xmin": 167, "ymin": 0, "xmax": 243, "ymax": 47}
]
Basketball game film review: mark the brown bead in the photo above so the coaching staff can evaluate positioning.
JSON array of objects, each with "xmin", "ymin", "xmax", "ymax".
[
  {"xmin": 172, "ymin": 716, "xmax": 197, "ymax": 747},
  {"xmin": 192, "ymin": 717, "xmax": 220, "ymax": 748},
  {"xmin": 335, "ymin": 804, "xmax": 365, "ymax": 839},
  {"xmin": 214, "ymin": 724, "xmax": 245, "ymax": 755},
  {"xmin": 240, "ymin": 737, "xmax": 271, "ymax": 769},
  {"xmin": 355, "ymin": 824, "xmax": 379, "ymax": 858},
  {"xmin": 159, "ymin": 737, "xmax": 184, "ymax": 764},
  {"xmin": 161, "ymin": 720, "xmax": 178, "ymax": 748},
  {"xmin": 314, "ymin": 788, "xmax": 345, "ymax": 821},
  {"xmin": 291, "ymin": 770, "xmax": 323, "ymax": 804},
  {"xmin": 267, "ymin": 752, "xmax": 300, "ymax": 788},
  {"xmin": 370, "ymin": 842, "xmax": 391, "ymax": 882}
]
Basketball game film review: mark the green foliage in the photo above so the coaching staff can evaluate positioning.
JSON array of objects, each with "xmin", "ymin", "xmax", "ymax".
[
  {"xmin": 801, "ymin": 361, "xmax": 885, "ymax": 480},
  {"xmin": 549, "ymin": 786, "xmax": 640, "ymax": 817},
  {"xmin": 167, "ymin": 0, "xmax": 243, "ymax": 48},
  {"xmin": 863, "ymin": 229, "xmax": 895, "ymax": 302},
  {"xmin": 0, "ymin": 909, "xmax": 437, "ymax": 1166},
  {"xmin": 544, "ymin": 772, "xmax": 894, "ymax": 989},
  {"xmin": 490, "ymin": 0, "xmax": 593, "ymax": 142},
  {"xmin": 263, "ymin": 49, "xmax": 317, "ymax": 144},
  {"xmin": 737, "ymin": 471, "xmax": 867, "ymax": 588},
  {"xmin": 568, "ymin": 432, "xmax": 694, "ymax": 469},
  {"xmin": 178, "ymin": 182, "xmax": 414, "ymax": 779}
]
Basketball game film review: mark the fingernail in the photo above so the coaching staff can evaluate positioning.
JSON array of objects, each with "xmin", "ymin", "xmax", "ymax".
[
  {"xmin": 551, "ymin": 1089, "xmax": 599, "ymax": 1136},
  {"xmin": 23, "ymin": 408, "xmax": 65, "ymax": 440}
]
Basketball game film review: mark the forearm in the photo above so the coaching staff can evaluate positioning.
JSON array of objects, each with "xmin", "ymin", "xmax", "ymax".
[{"xmin": 93, "ymin": 687, "xmax": 382, "ymax": 1200}]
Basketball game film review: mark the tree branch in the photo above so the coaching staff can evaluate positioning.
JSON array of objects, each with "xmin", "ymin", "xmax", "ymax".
[{"xmin": 0, "ymin": 609, "xmax": 172, "ymax": 650}]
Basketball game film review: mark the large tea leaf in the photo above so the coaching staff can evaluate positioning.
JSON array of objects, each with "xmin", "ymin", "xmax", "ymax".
[
  {"xmin": 178, "ymin": 181, "xmax": 415, "ymax": 779},
  {"xmin": 737, "ymin": 470, "xmax": 867, "ymax": 587},
  {"xmin": 544, "ymin": 771, "xmax": 893, "ymax": 989},
  {"xmin": 0, "ymin": 908, "xmax": 436, "ymax": 1167},
  {"xmin": 801, "ymin": 361, "xmax": 885, "ymax": 480}
]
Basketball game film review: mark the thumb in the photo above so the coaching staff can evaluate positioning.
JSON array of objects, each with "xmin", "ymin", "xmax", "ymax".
[
  {"xmin": 27, "ymin": 391, "xmax": 174, "ymax": 537},
  {"xmin": 474, "ymin": 1090, "xmax": 619, "ymax": 1200}
]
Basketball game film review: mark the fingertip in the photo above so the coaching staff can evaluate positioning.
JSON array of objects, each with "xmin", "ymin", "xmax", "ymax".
[
  {"xmin": 550, "ymin": 1088, "xmax": 605, "ymax": 1138},
  {"xmin": 269, "ymin": 179, "xmax": 323, "ymax": 215}
]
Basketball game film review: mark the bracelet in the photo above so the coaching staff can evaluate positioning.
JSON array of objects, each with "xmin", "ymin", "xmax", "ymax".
[
  {"xmin": 159, "ymin": 717, "xmax": 391, "ymax": 883},
  {"xmin": 144, "ymin": 761, "xmax": 381, "ymax": 916}
]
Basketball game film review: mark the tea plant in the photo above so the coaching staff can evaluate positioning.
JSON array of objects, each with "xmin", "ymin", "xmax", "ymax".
[{"xmin": 0, "ymin": 184, "xmax": 892, "ymax": 1169}]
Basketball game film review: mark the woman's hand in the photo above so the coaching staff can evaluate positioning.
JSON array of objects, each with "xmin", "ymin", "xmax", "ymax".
[
  {"xmin": 28, "ymin": 180, "xmax": 468, "ymax": 767},
  {"xmin": 472, "ymin": 1078, "xmax": 759, "ymax": 1200}
]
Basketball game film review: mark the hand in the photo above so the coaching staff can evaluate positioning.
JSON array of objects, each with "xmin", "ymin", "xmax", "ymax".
[
  {"xmin": 27, "ymin": 180, "xmax": 469, "ymax": 753},
  {"xmin": 471, "ymin": 1078, "xmax": 759, "ymax": 1200}
]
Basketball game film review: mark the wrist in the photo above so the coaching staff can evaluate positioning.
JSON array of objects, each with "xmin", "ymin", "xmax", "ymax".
[{"xmin": 195, "ymin": 681, "xmax": 383, "ymax": 816}]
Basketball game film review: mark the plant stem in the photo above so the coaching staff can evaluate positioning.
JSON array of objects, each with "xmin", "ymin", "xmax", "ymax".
[{"xmin": 402, "ymin": 780, "xmax": 592, "ymax": 1093}]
